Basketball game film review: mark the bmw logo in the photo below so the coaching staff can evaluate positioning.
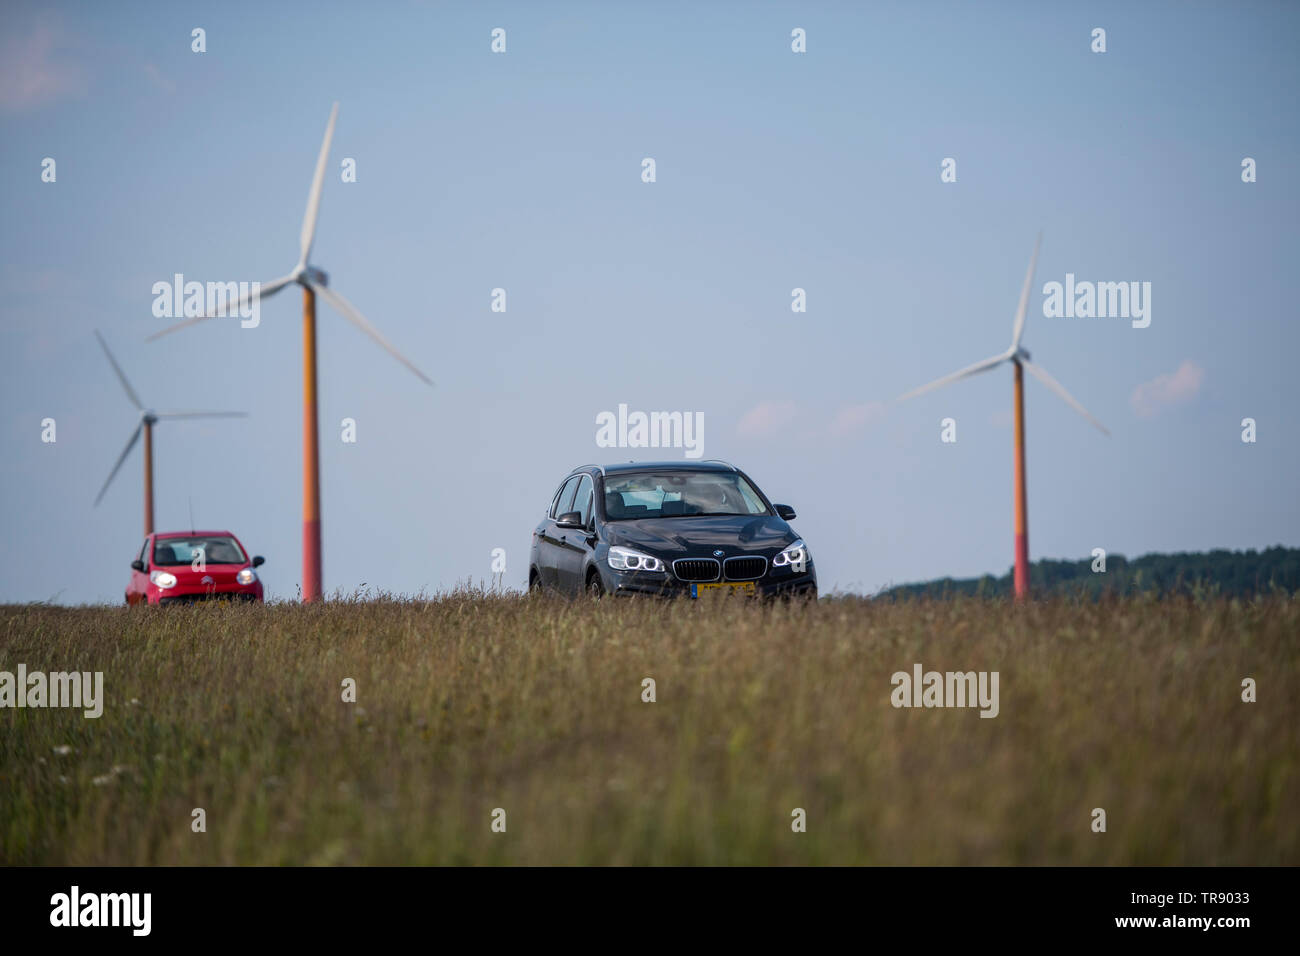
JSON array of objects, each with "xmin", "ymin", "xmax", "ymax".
[
  {"xmin": 712, "ymin": 550, "xmax": 724, "ymax": 557},
  {"xmin": 201, "ymin": 575, "xmax": 214, "ymax": 585}
]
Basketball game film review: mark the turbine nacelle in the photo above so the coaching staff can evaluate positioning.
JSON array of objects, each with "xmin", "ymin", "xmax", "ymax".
[{"xmin": 289, "ymin": 263, "xmax": 328, "ymax": 286}]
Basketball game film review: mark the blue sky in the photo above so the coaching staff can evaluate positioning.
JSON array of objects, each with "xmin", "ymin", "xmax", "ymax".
[{"xmin": 2, "ymin": 0, "xmax": 1297, "ymax": 603}]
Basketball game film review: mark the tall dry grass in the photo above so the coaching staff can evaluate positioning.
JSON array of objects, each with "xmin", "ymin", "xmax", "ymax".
[{"xmin": 1, "ymin": 592, "xmax": 1295, "ymax": 864}]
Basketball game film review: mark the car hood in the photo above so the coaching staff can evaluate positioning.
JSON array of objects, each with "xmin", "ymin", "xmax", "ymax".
[{"xmin": 605, "ymin": 515, "xmax": 796, "ymax": 555}]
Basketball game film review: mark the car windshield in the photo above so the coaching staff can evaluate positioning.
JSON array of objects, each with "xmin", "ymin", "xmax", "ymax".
[
  {"xmin": 153, "ymin": 536, "xmax": 246, "ymax": 566},
  {"xmin": 603, "ymin": 472, "xmax": 769, "ymax": 520}
]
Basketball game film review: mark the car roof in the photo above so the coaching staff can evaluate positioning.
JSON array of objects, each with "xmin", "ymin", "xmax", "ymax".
[
  {"xmin": 571, "ymin": 460, "xmax": 739, "ymax": 476},
  {"xmin": 153, "ymin": 530, "xmax": 237, "ymax": 539}
]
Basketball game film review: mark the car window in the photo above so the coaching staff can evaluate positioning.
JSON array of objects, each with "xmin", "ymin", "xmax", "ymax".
[
  {"xmin": 549, "ymin": 478, "xmax": 573, "ymax": 518},
  {"xmin": 552, "ymin": 476, "xmax": 580, "ymax": 518},
  {"xmin": 574, "ymin": 475, "xmax": 594, "ymax": 525},
  {"xmin": 153, "ymin": 536, "xmax": 246, "ymax": 566},
  {"xmin": 603, "ymin": 471, "xmax": 770, "ymax": 519},
  {"xmin": 735, "ymin": 479, "xmax": 767, "ymax": 515}
]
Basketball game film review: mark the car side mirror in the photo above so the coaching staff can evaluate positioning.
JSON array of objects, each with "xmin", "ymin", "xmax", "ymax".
[
  {"xmin": 252, "ymin": 555, "xmax": 265, "ymax": 568},
  {"xmin": 775, "ymin": 504, "xmax": 797, "ymax": 520},
  {"xmin": 556, "ymin": 511, "xmax": 584, "ymax": 529},
  {"xmin": 131, "ymin": 559, "xmax": 145, "ymax": 572}
]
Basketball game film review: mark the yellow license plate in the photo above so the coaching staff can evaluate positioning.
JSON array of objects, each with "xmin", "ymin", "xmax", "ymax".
[{"xmin": 692, "ymin": 582, "xmax": 756, "ymax": 597}]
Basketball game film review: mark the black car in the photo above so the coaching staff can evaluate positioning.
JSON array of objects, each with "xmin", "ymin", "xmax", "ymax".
[{"xmin": 529, "ymin": 460, "xmax": 817, "ymax": 599}]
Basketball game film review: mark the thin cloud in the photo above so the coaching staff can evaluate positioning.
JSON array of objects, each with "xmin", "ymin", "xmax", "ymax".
[
  {"xmin": 0, "ymin": 19, "xmax": 87, "ymax": 112},
  {"xmin": 1131, "ymin": 360, "xmax": 1204, "ymax": 418},
  {"xmin": 829, "ymin": 401, "xmax": 886, "ymax": 436},
  {"xmin": 737, "ymin": 401, "xmax": 798, "ymax": 437}
]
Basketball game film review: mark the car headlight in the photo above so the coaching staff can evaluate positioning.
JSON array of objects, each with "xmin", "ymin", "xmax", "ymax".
[
  {"xmin": 236, "ymin": 568, "xmax": 258, "ymax": 585},
  {"xmin": 772, "ymin": 539, "xmax": 809, "ymax": 570},
  {"xmin": 608, "ymin": 546, "xmax": 666, "ymax": 572},
  {"xmin": 150, "ymin": 570, "xmax": 177, "ymax": 589}
]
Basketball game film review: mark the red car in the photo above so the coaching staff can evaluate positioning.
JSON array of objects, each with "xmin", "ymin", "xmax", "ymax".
[{"xmin": 126, "ymin": 530, "xmax": 265, "ymax": 606}]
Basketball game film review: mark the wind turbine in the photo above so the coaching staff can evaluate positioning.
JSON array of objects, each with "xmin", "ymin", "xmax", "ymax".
[
  {"xmin": 146, "ymin": 102, "xmax": 432, "ymax": 603},
  {"xmin": 94, "ymin": 330, "xmax": 247, "ymax": 536},
  {"xmin": 894, "ymin": 235, "xmax": 1109, "ymax": 601}
]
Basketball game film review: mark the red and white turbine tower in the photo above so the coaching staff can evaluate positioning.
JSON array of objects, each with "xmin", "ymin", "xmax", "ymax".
[
  {"xmin": 895, "ymin": 236, "xmax": 1109, "ymax": 600},
  {"xmin": 149, "ymin": 103, "xmax": 432, "ymax": 601}
]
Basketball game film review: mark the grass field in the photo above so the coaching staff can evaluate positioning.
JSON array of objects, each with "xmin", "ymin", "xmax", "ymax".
[{"xmin": 1, "ymin": 593, "xmax": 1296, "ymax": 865}]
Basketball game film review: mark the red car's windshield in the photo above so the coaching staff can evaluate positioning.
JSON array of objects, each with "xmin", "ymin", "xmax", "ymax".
[{"xmin": 153, "ymin": 536, "xmax": 246, "ymax": 566}]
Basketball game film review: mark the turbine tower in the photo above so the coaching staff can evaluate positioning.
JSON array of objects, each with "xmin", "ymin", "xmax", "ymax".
[
  {"xmin": 147, "ymin": 102, "xmax": 432, "ymax": 602},
  {"xmin": 895, "ymin": 236, "xmax": 1109, "ymax": 600},
  {"xmin": 93, "ymin": 330, "xmax": 246, "ymax": 536}
]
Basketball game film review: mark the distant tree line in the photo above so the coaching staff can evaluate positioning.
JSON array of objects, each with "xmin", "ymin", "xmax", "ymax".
[{"xmin": 878, "ymin": 546, "xmax": 1300, "ymax": 600}]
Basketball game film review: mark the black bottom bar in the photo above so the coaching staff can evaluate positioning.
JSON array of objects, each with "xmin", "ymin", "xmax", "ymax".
[{"xmin": 0, "ymin": 866, "xmax": 1282, "ymax": 943}]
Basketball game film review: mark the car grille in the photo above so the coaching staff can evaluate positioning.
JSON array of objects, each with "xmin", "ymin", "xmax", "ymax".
[
  {"xmin": 672, "ymin": 558, "xmax": 720, "ymax": 582},
  {"xmin": 723, "ymin": 556, "xmax": 767, "ymax": 580}
]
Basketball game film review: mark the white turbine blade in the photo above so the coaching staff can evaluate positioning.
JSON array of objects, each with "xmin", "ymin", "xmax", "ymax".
[
  {"xmin": 894, "ymin": 350, "xmax": 1011, "ymax": 403},
  {"xmin": 94, "ymin": 423, "xmax": 143, "ymax": 506},
  {"xmin": 1022, "ymin": 359, "xmax": 1109, "ymax": 435},
  {"xmin": 155, "ymin": 411, "xmax": 248, "ymax": 419},
  {"xmin": 308, "ymin": 279, "xmax": 433, "ymax": 386},
  {"xmin": 144, "ymin": 274, "xmax": 297, "ymax": 342},
  {"xmin": 1010, "ymin": 232, "xmax": 1043, "ymax": 351},
  {"xmin": 299, "ymin": 102, "xmax": 339, "ymax": 266},
  {"xmin": 94, "ymin": 330, "xmax": 143, "ymax": 410}
]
